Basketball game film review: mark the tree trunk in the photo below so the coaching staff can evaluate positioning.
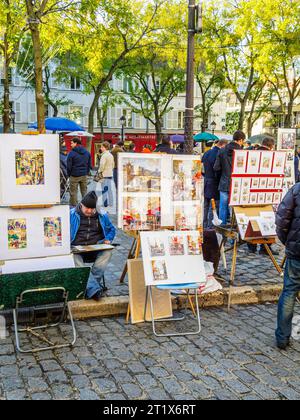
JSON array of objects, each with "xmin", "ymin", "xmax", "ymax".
[
  {"xmin": 2, "ymin": 52, "xmax": 11, "ymax": 133},
  {"xmin": 285, "ymin": 101, "xmax": 294, "ymax": 128},
  {"xmin": 29, "ymin": 23, "xmax": 45, "ymax": 133},
  {"xmin": 88, "ymin": 86, "xmax": 102, "ymax": 152},
  {"xmin": 155, "ymin": 120, "xmax": 162, "ymax": 143},
  {"xmin": 238, "ymin": 100, "xmax": 247, "ymax": 131}
]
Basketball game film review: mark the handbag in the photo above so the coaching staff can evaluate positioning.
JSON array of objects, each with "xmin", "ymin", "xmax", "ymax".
[{"xmin": 93, "ymin": 171, "xmax": 103, "ymax": 182}]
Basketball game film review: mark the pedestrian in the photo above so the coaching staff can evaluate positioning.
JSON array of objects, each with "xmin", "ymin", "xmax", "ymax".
[
  {"xmin": 70, "ymin": 191, "xmax": 116, "ymax": 300},
  {"xmin": 202, "ymin": 140, "xmax": 227, "ymax": 228},
  {"xmin": 67, "ymin": 138, "xmax": 92, "ymax": 206},
  {"xmin": 127, "ymin": 143, "xmax": 135, "ymax": 153},
  {"xmin": 97, "ymin": 141, "xmax": 115, "ymax": 207},
  {"xmin": 213, "ymin": 130, "xmax": 246, "ymax": 225},
  {"xmin": 154, "ymin": 135, "xmax": 178, "ymax": 154},
  {"xmin": 275, "ymin": 184, "xmax": 300, "ymax": 350},
  {"xmin": 111, "ymin": 141, "xmax": 124, "ymax": 188},
  {"xmin": 142, "ymin": 144, "xmax": 153, "ymax": 153}
]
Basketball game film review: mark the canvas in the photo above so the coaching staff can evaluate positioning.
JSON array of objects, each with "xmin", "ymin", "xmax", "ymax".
[
  {"xmin": 0, "ymin": 134, "xmax": 60, "ymax": 205},
  {"xmin": 0, "ymin": 205, "xmax": 70, "ymax": 260},
  {"xmin": 277, "ymin": 128, "xmax": 297, "ymax": 151}
]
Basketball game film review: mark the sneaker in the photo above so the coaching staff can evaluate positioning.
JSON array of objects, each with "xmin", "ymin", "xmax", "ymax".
[{"xmin": 276, "ymin": 341, "xmax": 290, "ymax": 350}]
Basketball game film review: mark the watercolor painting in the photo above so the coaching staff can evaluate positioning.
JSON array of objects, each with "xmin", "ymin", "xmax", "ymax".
[
  {"xmin": 151, "ymin": 260, "xmax": 168, "ymax": 282},
  {"xmin": 44, "ymin": 217, "xmax": 62, "ymax": 247},
  {"xmin": 169, "ymin": 236, "xmax": 185, "ymax": 256},
  {"xmin": 187, "ymin": 234, "xmax": 203, "ymax": 255},
  {"xmin": 173, "ymin": 159, "xmax": 201, "ymax": 201},
  {"xmin": 7, "ymin": 218, "xmax": 27, "ymax": 249},
  {"xmin": 122, "ymin": 158, "xmax": 161, "ymax": 193},
  {"xmin": 148, "ymin": 237, "xmax": 166, "ymax": 257},
  {"xmin": 15, "ymin": 150, "xmax": 45, "ymax": 185}
]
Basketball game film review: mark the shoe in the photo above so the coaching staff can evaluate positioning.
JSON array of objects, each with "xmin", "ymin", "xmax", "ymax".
[{"xmin": 276, "ymin": 341, "xmax": 290, "ymax": 350}]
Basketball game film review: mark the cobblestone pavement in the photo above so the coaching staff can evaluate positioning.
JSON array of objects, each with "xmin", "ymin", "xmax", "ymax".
[{"xmin": 1, "ymin": 304, "xmax": 300, "ymax": 400}]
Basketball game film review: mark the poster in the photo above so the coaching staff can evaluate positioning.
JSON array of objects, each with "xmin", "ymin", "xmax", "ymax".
[
  {"xmin": 247, "ymin": 151, "xmax": 261, "ymax": 174},
  {"xmin": 277, "ymin": 128, "xmax": 297, "ymax": 151},
  {"xmin": 118, "ymin": 154, "xmax": 203, "ymax": 231},
  {"xmin": 140, "ymin": 231, "xmax": 206, "ymax": 286},
  {"xmin": 0, "ymin": 205, "xmax": 70, "ymax": 260},
  {"xmin": 0, "ymin": 134, "xmax": 60, "ymax": 205}
]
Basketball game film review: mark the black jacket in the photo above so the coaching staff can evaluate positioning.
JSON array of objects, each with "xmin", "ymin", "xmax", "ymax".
[
  {"xmin": 276, "ymin": 183, "xmax": 300, "ymax": 260},
  {"xmin": 213, "ymin": 141, "xmax": 242, "ymax": 192},
  {"xmin": 67, "ymin": 146, "xmax": 92, "ymax": 177},
  {"xmin": 154, "ymin": 144, "xmax": 178, "ymax": 154},
  {"xmin": 202, "ymin": 146, "xmax": 221, "ymax": 200}
]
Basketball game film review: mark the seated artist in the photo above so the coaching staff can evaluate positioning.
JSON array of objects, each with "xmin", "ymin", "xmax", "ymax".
[{"xmin": 70, "ymin": 191, "xmax": 116, "ymax": 300}]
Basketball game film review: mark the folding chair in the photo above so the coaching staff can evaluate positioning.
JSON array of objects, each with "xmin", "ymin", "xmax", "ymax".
[
  {"xmin": 0, "ymin": 267, "xmax": 90, "ymax": 353},
  {"xmin": 144, "ymin": 283, "xmax": 202, "ymax": 337}
]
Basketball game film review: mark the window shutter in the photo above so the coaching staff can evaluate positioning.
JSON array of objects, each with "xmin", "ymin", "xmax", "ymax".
[
  {"xmin": 15, "ymin": 102, "xmax": 22, "ymax": 123},
  {"xmin": 84, "ymin": 106, "xmax": 89, "ymax": 128},
  {"xmin": 29, "ymin": 102, "xmax": 36, "ymax": 123}
]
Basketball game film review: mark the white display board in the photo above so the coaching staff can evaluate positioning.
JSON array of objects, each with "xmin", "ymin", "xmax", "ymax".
[
  {"xmin": 140, "ymin": 230, "xmax": 206, "ymax": 286},
  {"xmin": 230, "ymin": 150, "xmax": 286, "ymax": 206},
  {"xmin": 0, "ymin": 134, "xmax": 60, "ymax": 205},
  {"xmin": 277, "ymin": 129, "xmax": 297, "ymax": 194},
  {"xmin": 118, "ymin": 153, "xmax": 203, "ymax": 231},
  {"xmin": 0, "ymin": 205, "xmax": 70, "ymax": 260},
  {"xmin": 1, "ymin": 255, "xmax": 75, "ymax": 274}
]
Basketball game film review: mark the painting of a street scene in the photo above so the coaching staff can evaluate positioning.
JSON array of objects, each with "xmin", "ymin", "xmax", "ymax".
[
  {"xmin": 122, "ymin": 158, "xmax": 161, "ymax": 193},
  {"xmin": 7, "ymin": 218, "xmax": 27, "ymax": 249},
  {"xmin": 151, "ymin": 260, "xmax": 168, "ymax": 282},
  {"xmin": 148, "ymin": 237, "xmax": 166, "ymax": 257},
  {"xmin": 174, "ymin": 204, "xmax": 202, "ymax": 231},
  {"xmin": 187, "ymin": 234, "xmax": 203, "ymax": 255},
  {"xmin": 168, "ymin": 235, "xmax": 185, "ymax": 256},
  {"xmin": 123, "ymin": 197, "xmax": 161, "ymax": 231},
  {"xmin": 173, "ymin": 160, "xmax": 201, "ymax": 201},
  {"xmin": 44, "ymin": 217, "xmax": 62, "ymax": 247},
  {"xmin": 15, "ymin": 150, "xmax": 45, "ymax": 185}
]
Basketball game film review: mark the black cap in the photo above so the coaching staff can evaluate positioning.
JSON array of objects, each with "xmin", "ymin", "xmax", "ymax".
[{"xmin": 81, "ymin": 191, "xmax": 98, "ymax": 209}]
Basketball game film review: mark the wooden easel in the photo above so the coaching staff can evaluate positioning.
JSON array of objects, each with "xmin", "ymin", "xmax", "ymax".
[{"xmin": 216, "ymin": 206, "xmax": 283, "ymax": 311}]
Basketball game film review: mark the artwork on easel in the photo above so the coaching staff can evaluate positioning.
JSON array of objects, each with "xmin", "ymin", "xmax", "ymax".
[
  {"xmin": 277, "ymin": 128, "xmax": 297, "ymax": 151},
  {"xmin": 140, "ymin": 230, "xmax": 206, "ymax": 286},
  {"xmin": 0, "ymin": 206, "xmax": 70, "ymax": 260},
  {"xmin": 0, "ymin": 134, "xmax": 60, "ymax": 205},
  {"xmin": 230, "ymin": 150, "xmax": 286, "ymax": 206},
  {"xmin": 235, "ymin": 207, "xmax": 276, "ymax": 240},
  {"xmin": 118, "ymin": 153, "xmax": 203, "ymax": 231}
]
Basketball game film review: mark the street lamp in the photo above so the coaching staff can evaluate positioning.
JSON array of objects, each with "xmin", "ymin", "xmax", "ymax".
[
  {"xmin": 10, "ymin": 110, "xmax": 16, "ymax": 133},
  {"xmin": 211, "ymin": 120, "xmax": 216, "ymax": 135},
  {"xmin": 120, "ymin": 115, "xmax": 126, "ymax": 142}
]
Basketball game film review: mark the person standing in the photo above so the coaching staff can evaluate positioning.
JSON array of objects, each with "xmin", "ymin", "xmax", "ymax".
[
  {"xmin": 154, "ymin": 135, "xmax": 178, "ymax": 154},
  {"xmin": 213, "ymin": 131, "xmax": 246, "ymax": 225},
  {"xmin": 202, "ymin": 140, "xmax": 227, "ymax": 228},
  {"xmin": 98, "ymin": 142, "xmax": 115, "ymax": 207},
  {"xmin": 67, "ymin": 138, "xmax": 92, "ymax": 206},
  {"xmin": 111, "ymin": 141, "xmax": 124, "ymax": 188},
  {"xmin": 275, "ymin": 184, "xmax": 300, "ymax": 350}
]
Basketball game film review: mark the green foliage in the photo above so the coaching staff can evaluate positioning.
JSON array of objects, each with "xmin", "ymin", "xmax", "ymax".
[{"xmin": 226, "ymin": 112, "xmax": 239, "ymax": 134}]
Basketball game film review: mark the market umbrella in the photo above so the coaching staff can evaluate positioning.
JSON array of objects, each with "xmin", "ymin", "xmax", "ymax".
[
  {"xmin": 28, "ymin": 117, "xmax": 84, "ymax": 132},
  {"xmin": 248, "ymin": 134, "xmax": 272, "ymax": 144},
  {"xmin": 194, "ymin": 132, "xmax": 219, "ymax": 142},
  {"xmin": 170, "ymin": 134, "xmax": 185, "ymax": 144},
  {"xmin": 65, "ymin": 131, "xmax": 94, "ymax": 138}
]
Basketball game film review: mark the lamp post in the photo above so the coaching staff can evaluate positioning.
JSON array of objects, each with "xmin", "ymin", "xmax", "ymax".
[
  {"xmin": 10, "ymin": 110, "xmax": 16, "ymax": 133},
  {"xmin": 211, "ymin": 120, "xmax": 216, "ymax": 135},
  {"xmin": 120, "ymin": 115, "xmax": 126, "ymax": 142}
]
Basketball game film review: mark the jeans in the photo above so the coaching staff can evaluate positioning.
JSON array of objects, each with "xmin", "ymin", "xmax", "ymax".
[
  {"xmin": 73, "ymin": 250, "xmax": 113, "ymax": 299},
  {"xmin": 219, "ymin": 191, "xmax": 230, "ymax": 225},
  {"xmin": 204, "ymin": 198, "xmax": 219, "ymax": 229},
  {"xmin": 102, "ymin": 177, "xmax": 114, "ymax": 208},
  {"xmin": 113, "ymin": 168, "xmax": 118, "ymax": 189},
  {"xmin": 276, "ymin": 258, "xmax": 300, "ymax": 345}
]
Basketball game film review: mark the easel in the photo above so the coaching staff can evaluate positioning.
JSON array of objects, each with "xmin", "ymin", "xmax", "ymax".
[{"xmin": 216, "ymin": 206, "xmax": 283, "ymax": 311}]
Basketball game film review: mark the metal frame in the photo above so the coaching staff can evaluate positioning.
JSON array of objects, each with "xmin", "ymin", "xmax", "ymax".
[
  {"xmin": 13, "ymin": 287, "xmax": 77, "ymax": 353},
  {"xmin": 144, "ymin": 285, "xmax": 201, "ymax": 337}
]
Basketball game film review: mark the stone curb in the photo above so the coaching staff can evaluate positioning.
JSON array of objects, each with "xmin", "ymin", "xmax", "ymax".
[{"xmin": 70, "ymin": 284, "xmax": 283, "ymax": 320}]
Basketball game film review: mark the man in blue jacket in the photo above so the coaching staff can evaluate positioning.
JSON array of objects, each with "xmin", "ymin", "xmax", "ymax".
[
  {"xmin": 71, "ymin": 191, "xmax": 116, "ymax": 300},
  {"xmin": 67, "ymin": 138, "xmax": 92, "ymax": 206}
]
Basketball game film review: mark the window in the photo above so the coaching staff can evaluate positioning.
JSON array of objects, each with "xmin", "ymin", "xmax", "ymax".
[
  {"xmin": 0, "ymin": 68, "xmax": 12, "ymax": 85},
  {"xmin": 178, "ymin": 111, "xmax": 185, "ymax": 129},
  {"xmin": 167, "ymin": 110, "xmax": 178, "ymax": 130},
  {"xmin": 123, "ymin": 109, "xmax": 132, "ymax": 128},
  {"xmin": 70, "ymin": 76, "xmax": 81, "ymax": 90},
  {"xmin": 114, "ymin": 77, "xmax": 123, "ymax": 92},
  {"xmin": 15, "ymin": 102, "xmax": 22, "ymax": 123},
  {"xmin": 29, "ymin": 102, "xmax": 36, "ymax": 123},
  {"xmin": 97, "ymin": 108, "xmax": 108, "ymax": 127},
  {"xmin": 69, "ymin": 105, "xmax": 83, "ymax": 125},
  {"xmin": 123, "ymin": 78, "xmax": 131, "ymax": 93},
  {"xmin": 14, "ymin": 70, "xmax": 21, "ymax": 86},
  {"xmin": 154, "ymin": 80, "xmax": 161, "ymax": 91},
  {"xmin": 134, "ymin": 113, "xmax": 143, "ymax": 130},
  {"xmin": 110, "ymin": 107, "xmax": 122, "ymax": 128}
]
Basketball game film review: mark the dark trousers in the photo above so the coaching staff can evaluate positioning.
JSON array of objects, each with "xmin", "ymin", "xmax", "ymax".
[{"xmin": 204, "ymin": 198, "xmax": 219, "ymax": 229}]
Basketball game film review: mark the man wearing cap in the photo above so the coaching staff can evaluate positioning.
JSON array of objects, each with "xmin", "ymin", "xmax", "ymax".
[{"xmin": 70, "ymin": 191, "xmax": 116, "ymax": 300}]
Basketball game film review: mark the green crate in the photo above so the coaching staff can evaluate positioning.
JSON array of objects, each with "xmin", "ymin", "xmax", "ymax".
[{"xmin": 0, "ymin": 267, "xmax": 90, "ymax": 310}]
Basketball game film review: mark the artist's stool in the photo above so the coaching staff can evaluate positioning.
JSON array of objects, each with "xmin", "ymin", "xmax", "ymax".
[{"xmin": 144, "ymin": 283, "xmax": 202, "ymax": 337}]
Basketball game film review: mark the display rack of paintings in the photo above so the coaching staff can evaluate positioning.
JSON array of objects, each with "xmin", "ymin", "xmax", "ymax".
[
  {"xmin": 277, "ymin": 128, "xmax": 297, "ymax": 151},
  {"xmin": 277, "ymin": 129, "xmax": 296, "ymax": 194},
  {"xmin": 0, "ymin": 134, "xmax": 60, "ymax": 206},
  {"xmin": 229, "ymin": 150, "xmax": 286, "ymax": 207},
  {"xmin": 118, "ymin": 153, "xmax": 203, "ymax": 231},
  {"xmin": 140, "ymin": 230, "xmax": 206, "ymax": 286},
  {"xmin": 0, "ymin": 205, "xmax": 70, "ymax": 260}
]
